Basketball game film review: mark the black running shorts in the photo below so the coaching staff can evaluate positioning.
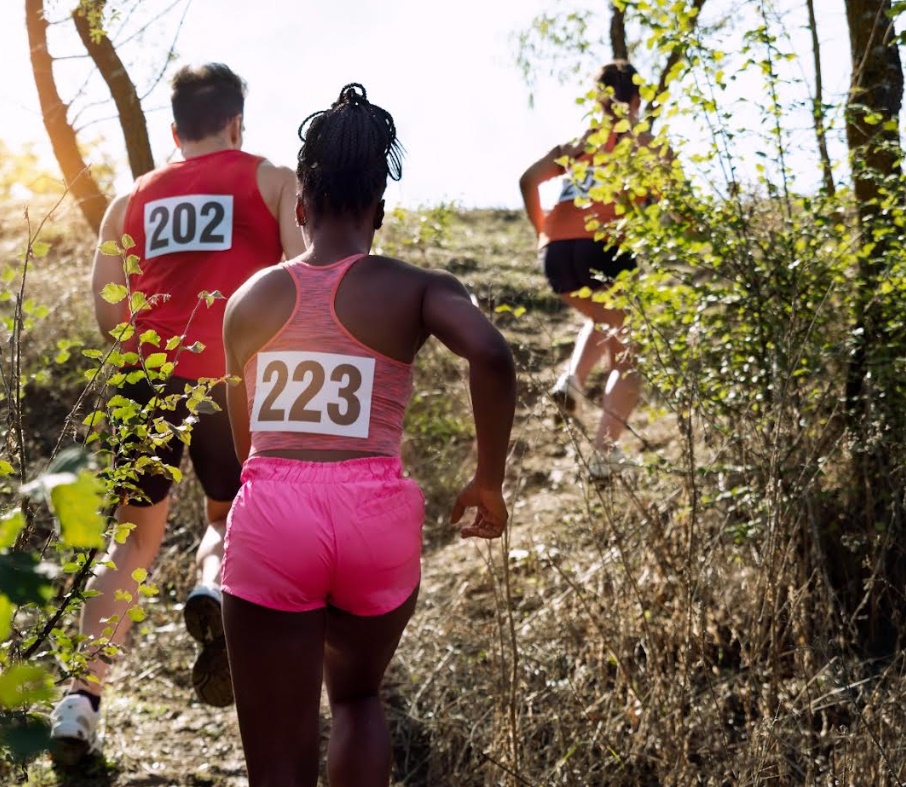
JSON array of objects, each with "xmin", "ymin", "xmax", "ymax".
[{"xmin": 541, "ymin": 238, "xmax": 637, "ymax": 294}]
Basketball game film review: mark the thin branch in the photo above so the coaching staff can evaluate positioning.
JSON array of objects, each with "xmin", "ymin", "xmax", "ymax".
[{"xmin": 805, "ymin": 0, "xmax": 836, "ymax": 195}]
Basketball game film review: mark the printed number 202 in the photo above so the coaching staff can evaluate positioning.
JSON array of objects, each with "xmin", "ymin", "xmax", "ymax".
[{"xmin": 143, "ymin": 195, "xmax": 234, "ymax": 259}]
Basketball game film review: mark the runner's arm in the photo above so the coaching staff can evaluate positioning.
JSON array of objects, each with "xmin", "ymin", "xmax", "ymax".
[
  {"xmin": 90, "ymin": 194, "xmax": 130, "ymax": 342},
  {"xmin": 223, "ymin": 293, "xmax": 253, "ymax": 464},
  {"xmin": 422, "ymin": 272, "xmax": 516, "ymax": 538},
  {"xmin": 275, "ymin": 166, "xmax": 306, "ymax": 259},
  {"xmin": 519, "ymin": 145, "xmax": 566, "ymax": 236}
]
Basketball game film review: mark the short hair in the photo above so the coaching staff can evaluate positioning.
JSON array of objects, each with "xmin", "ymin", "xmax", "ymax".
[
  {"xmin": 595, "ymin": 60, "xmax": 640, "ymax": 105},
  {"xmin": 296, "ymin": 83, "xmax": 403, "ymax": 219},
  {"xmin": 171, "ymin": 63, "xmax": 246, "ymax": 142}
]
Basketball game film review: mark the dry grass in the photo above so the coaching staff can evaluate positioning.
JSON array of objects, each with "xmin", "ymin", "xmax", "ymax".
[{"xmin": 4, "ymin": 197, "xmax": 906, "ymax": 785}]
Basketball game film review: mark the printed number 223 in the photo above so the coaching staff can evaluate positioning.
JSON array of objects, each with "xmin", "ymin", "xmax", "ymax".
[{"xmin": 252, "ymin": 352, "xmax": 376, "ymax": 438}]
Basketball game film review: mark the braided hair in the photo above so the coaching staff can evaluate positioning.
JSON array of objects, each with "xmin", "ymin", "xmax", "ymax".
[{"xmin": 296, "ymin": 83, "xmax": 403, "ymax": 219}]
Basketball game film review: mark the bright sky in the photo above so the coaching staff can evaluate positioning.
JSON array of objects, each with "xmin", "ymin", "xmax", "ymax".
[{"xmin": 0, "ymin": 0, "xmax": 860, "ymax": 210}]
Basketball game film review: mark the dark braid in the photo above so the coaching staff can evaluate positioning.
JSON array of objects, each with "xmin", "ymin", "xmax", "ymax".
[{"xmin": 296, "ymin": 83, "xmax": 403, "ymax": 218}]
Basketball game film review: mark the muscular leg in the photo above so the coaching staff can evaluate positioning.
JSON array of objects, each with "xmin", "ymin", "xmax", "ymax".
[
  {"xmin": 324, "ymin": 587, "xmax": 419, "ymax": 787},
  {"xmin": 196, "ymin": 497, "xmax": 230, "ymax": 588},
  {"xmin": 223, "ymin": 593, "xmax": 326, "ymax": 787},
  {"xmin": 595, "ymin": 351, "xmax": 641, "ymax": 449},
  {"xmin": 560, "ymin": 294, "xmax": 640, "ymax": 449},
  {"xmin": 73, "ymin": 499, "xmax": 170, "ymax": 692}
]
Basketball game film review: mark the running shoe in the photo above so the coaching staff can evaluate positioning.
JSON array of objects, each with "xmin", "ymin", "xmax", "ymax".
[
  {"xmin": 587, "ymin": 445, "xmax": 640, "ymax": 483},
  {"xmin": 49, "ymin": 693, "xmax": 100, "ymax": 766},
  {"xmin": 184, "ymin": 585, "xmax": 233, "ymax": 707},
  {"xmin": 550, "ymin": 373, "xmax": 582, "ymax": 419}
]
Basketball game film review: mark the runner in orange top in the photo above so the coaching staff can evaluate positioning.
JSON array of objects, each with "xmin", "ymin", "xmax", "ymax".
[
  {"xmin": 520, "ymin": 60, "xmax": 665, "ymax": 480},
  {"xmin": 51, "ymin": 62, "xmax": 305, "ymax": 765},
  {"xmin": 221, "ymin": 83, "xmax": 515, "ymax": 787}
]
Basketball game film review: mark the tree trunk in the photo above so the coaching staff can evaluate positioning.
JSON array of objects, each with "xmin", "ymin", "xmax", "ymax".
[
  {"xmin": 610, "ymin": 2, "xmax": 628, "ymax": 61},
  {"xmin": 841, "ymin": 0, "xmax": 905, "ymax": 651},
  {"xmin": 25, "ymin": 0, "xmax": 108, "ymax": 233},
  {"xmin": 843, "ymin": 0, "xmax": 903, "ymax": 415},
  {"xmin": 72, "ymin": 0, "xmax": 154, "ymax": 179}
]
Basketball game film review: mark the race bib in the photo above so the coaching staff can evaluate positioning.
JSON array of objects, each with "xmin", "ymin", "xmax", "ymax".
[
  {"xmin": 557, "ymin": 168, "xmax": 596, "ymax": 203},
  {"xmin": 250, "ymin": 351, "xmax": 375, "ymax": 438},
  {"xmin": 144, "ymin": 194, "xmax": 234, "ymax": 259}
]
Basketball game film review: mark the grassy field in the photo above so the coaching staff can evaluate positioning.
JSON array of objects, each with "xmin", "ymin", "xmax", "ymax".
[{"xmin": 3, "ymin": 196, "xmax": 906, "ymax": 786}]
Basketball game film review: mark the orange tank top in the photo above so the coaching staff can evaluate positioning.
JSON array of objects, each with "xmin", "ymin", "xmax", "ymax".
[
  {"xmin": 244, "ymin": 254, "xmax": 414, "ymax": 457},
  {"xmin": 540, "ymin": 135, "xmax": 622, "ymax": 248}
]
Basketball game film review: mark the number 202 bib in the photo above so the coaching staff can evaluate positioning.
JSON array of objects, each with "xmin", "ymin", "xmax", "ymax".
[
  {"xmin": 250, "ymin": 351, "xmax": 375, "ymax": 439},
  {"xmin": 144, "ymin": 194, "xmax": 234, "ymax": 259}
]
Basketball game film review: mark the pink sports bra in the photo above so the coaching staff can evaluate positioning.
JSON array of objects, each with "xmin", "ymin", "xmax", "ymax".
[{"xmin": 244, "ymin": 254, "xmax": 414, "ymax": 457}]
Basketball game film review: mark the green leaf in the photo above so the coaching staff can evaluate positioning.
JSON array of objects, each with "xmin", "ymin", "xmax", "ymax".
[
  {"xmin": 0, "ymin": 596, "xmax": 13, "ymax": 641},
  {"xmin": 198, "ymin": 290, "xmax": 224, "ymax": 307},
  {"xmin": 0, "ymin": 509, "xmax": 25, "ymax": 549},
  {"xmin": 0, "ymin": 552, "xmax": 53, "ymax": 606},
  {"xmin": 98, "ymin": 240, "xmax": 121, "ymax": 256},
  {"xmin": 130, "ymin": 292, "xmax": 150, "ymax": 313},
  {"xmin": 145, "ymin": 353, "xmax": 168, "ymax": 369},
  {"xmin": 131, "ymin": 568, "xmax": 148, "ymax": 583},
  {"xmin": 101, "ymin": 283, "xmax": 128, "ymax": 304},
  {"xmin": 31, "ymin": 241, "xmax": 51, "ymax": 258},
  {"xmin": 110, "ymin": 322, "xmax": 135, "ymax": 342},
  {"xmin": 121, "ymin": 234, "xmax": 136, "ymax": 250},
  {"xmin": 0, "ymin": 461, "xmax": 13, "ymax": 478},
  {"xmin": 139, "ymin": 330, "xmax": 161, "ymax": 347},
  {"xmin": 0, "ymin": 665, "xmax": 54, "ymax": 708},
  {"xmin": 49, "ymin": 471, "xmax": 105, "ymax": 549},
  {"xmin": 127, "ymin": 606, "xmax": 146, "ymax": 623},
  {"xmin": 124, "ymin": 254, "xmax": 142, "ymax": 275}
]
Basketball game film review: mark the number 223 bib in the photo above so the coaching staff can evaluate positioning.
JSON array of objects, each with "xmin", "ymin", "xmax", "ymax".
[{"xmin": 250, "ymin": 351, "xmax": 375, "ymax": 439}]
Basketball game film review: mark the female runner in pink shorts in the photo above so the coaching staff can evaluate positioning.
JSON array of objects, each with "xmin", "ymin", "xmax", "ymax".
[{"xmin": 220, "ymin": 83, "xmax": 516, "ymax": 787}]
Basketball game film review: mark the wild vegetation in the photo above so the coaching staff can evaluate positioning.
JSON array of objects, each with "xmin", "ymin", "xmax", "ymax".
[{"xmin": 3, "ymin": 0, "xmax": 906, "ymax": 785}]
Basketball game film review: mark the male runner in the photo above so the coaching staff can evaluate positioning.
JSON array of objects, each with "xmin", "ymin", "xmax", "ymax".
[{"xmin": 50, "ymin": 62, "xmax": 304, "ymax": 764}]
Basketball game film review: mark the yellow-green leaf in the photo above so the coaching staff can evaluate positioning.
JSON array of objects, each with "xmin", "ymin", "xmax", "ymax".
[
  {"xmin": 31, "ymin": 241, "xmax": 51, "ymax": 258},
  {"xmin": 99, "ymin": 240, "xmax": 121, "ymax": 256},
  {"xmin": 131, "ymin": 568, "xmax": 148, "ymax": 584},
  {"xmin": 101, "ymin": 283, "xmax": 128, "ymax": 304},
  {"xmin": 0, "ymin": 663, "xmax": 54, "ymax": 708},
  {"xmin": 145, "ymin": 353, "xmax": 168, "ymax": 369},
  {"xmin": 49, "ymin": 471, "xmax": 105, "ymax": 548},
  {"xmin": 0, "ymin": 596, "xmax": 13, "ymax": 641},
  {"xmin": 0, "ymin": 509, "xmax": 25, "ymax": 549}
]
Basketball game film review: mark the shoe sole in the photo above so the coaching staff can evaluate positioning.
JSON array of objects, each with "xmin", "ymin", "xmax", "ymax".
[
  {"xmin": 183, "ymin": 593, "xmax": 233, "ymax": 707},
  {"xmin": 50, "ymin": 736, "xmax": 95, "ymax": 768},
  {"xmin": 551, "ymin": 391, "xmax": 578, "ymax": 425},
  {"xmin": 192, "ymin": 638, "xmax": 234, "ymax": 707},
  {"xmin": 183, "ymin": 593, "xmax": 224, "ymax": 643}
]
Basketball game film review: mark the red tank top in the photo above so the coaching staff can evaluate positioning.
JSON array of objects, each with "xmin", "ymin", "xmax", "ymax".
[
  {"xmin": 121, "ymin": 149, "xmax": 283, "ymax": 379},
  {"xmin": 244, "ymin": 254, "xmax": 414, "ymax": 457}
]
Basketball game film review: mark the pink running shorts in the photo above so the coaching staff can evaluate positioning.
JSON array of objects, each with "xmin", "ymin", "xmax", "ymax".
[{"xmin": 222, "ymin": 455, "xmax": 425, "ymax": 615}]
